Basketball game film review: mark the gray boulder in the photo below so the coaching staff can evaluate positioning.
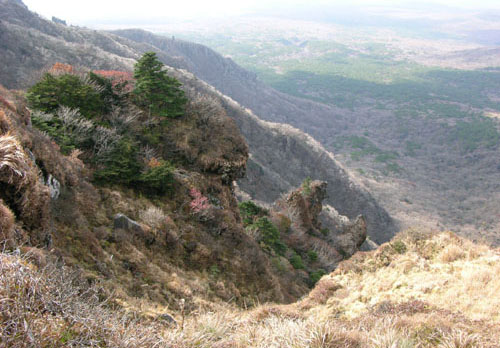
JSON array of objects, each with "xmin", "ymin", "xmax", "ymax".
[
  {"xmin": 157, "ymin": 313, "xmax": 177, "ymax": 326},
  {"xmin": 46, "ymin": 174, "xmax": 60, "ymax": 200},
  {"xmin": 113, "ymin": 214, "xmax": 144, "ymax": 235}
]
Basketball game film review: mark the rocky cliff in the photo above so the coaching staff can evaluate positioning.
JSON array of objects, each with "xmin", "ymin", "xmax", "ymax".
[{"xmin": 269, "ymin": 180, "xmax": 367, "ymax": 271}]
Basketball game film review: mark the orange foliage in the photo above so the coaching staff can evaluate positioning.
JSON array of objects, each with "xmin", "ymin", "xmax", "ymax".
[
  {"xmin": 50, "ymin": 62, "xmax": 74, "ymax": 74},
  {"xmin": 93, "ymin": 70, "xmax": 134, "ymax": 92},
  {"xmin": 147, "ymin": 157, "xmax": 161, "ymax": 168}
]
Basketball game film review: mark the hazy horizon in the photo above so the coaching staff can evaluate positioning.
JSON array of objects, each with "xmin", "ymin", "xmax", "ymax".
[{"xmin": 22, "ymin": 0, "xmax": 500, "ymax": 27}]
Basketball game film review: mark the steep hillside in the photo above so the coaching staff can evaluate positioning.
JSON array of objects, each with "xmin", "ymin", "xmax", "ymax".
[
  {"xmin": 0, "ymin": 78, "xmax": 304, "ymax": 309},
  {"xmin": 0, "ymin": 46, "xmax": 374, "ymax": 316},
  {"xmin": 169, "ymin": 69, "xmax": 395, "ymax": 243},
  {"xmin": 0, "ymin": 0, "xmax": 396, "ymax": 243}
]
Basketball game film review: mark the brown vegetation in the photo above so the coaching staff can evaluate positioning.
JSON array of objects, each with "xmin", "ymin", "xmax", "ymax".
[
  {"xmin": 0, "ymin": 200, "xmax": 14, "ymax": 245},
  {"xmin": 2, "ymin": 230, "xmax": 499, "ymax": 347}
]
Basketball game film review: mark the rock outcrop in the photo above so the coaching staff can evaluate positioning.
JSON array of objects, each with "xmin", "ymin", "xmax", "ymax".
[
  {"xmin": 113, "ymin": 214, "xmax": 144, "ymax": 235},
  {"xmin": 269, "ymin": 180, "xmax": 367, "ymax": 271}
]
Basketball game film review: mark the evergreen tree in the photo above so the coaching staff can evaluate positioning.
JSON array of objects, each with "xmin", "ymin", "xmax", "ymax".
[
  {"xmin": 26, "ymin": 73, "xmax": 106, "ymax": 118},
  {"xmin": 133, "ymin": 52, "xmax": 187, "ymax": 118}
]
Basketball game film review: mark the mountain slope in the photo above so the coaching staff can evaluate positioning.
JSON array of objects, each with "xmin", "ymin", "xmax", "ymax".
[
  {"xmin": 0, "ymin": 0, "xmax": 396, "ymax": 242},
  {"xmin": 112, "ymin": 26, "xmax": 500, "ymax": 245}
]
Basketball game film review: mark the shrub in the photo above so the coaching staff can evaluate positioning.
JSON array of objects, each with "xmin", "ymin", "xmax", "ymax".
[
  {"xmin": 391, "ymin": 240, "xmax": 407, "ymax": 254},
  {"xmin": 93, "ymin": 138, "xmax": 141, "ymax": 185},
  {"xmin": 253, "ymin": 217, "xmax": 287, "ymax": 255},
  {"xmin": 209, "ymin": 265, "xmax": 220, "ymax": 278},
  {"xmin": 271, "ymin": 256, "xmax": 288, "ymax": 274},
  {"xmin": 31, "ymin": 107, "xmax": 96, "ymax": 155},
  {"xmin": 138, "ymin": 160, "xmax": 175, "ymax": 195},
  {"xmin": 27, "ymin": 73, "xmax": 106, "ymax": 118},
  {"xmin": 307, "ymin": 250, "xmax": 318, "ymax": 262},
  {"xmin": 289, "ymin": 252, "xmax": 304, "ymax": 269},
  {"xmin": 189, "ymin": 188, "xmax": 211, "ymax": 213},
  {"xmin": 309, "ymin": 269, "xmax": 327, "ymax": 286},
  {"xmin": 239, "ymin": 200, "xmax": 266, "ymax": 225},
  {"xmin": 276, "ymin": 214, "xmax": 291, "ymax": 234},
  {"xmin": 301, "ymin": 177, "xmax": 312, "ymax": 196},
  {"xmin": 88, "ymin": 71, "xmax": 128, "ymax": 109}
]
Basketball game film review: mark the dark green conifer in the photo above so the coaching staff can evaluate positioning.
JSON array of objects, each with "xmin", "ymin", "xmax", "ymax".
[{"xmin": 133, "ymin": 52, "xmax": 187, "ymax": 118}]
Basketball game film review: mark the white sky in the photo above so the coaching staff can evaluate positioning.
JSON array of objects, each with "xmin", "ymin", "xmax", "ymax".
[{"xmin": 22, "ymin": 0, "xmax": 500, "ymax": 24}]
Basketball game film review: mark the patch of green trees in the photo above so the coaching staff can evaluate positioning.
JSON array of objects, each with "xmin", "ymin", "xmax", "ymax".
[{"xmin": 27, "ymin": 52, "xmax": 186, "ymax": 195}]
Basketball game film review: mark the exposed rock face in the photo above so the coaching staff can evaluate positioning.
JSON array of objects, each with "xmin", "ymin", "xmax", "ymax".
[
  {"xmin": 113, "ymin": 214, "xmax": 144, "ymax": 235},
  {"xmin": 281, "ymin": 180, "xmax": 327, "ymax": 235},
  {"xmin": 45, "ymin": 174, "xmax": 60, "ymax": 200},
  {"xmin": 360, "ymin": 237, "xmax": 379, "ymax": 251},
  {"xmin": 270, "ymin": 180, "xmax": 367, "ymax": 271},
  {"xmin": 332, "ymin": 215, "xmax": 367, "ymax": 257}
]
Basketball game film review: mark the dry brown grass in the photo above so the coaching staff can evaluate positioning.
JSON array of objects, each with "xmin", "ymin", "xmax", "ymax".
[
  {"xmin": 3, "ymin": 230, "xmax": 499, "ymax": 347},
  {"xmin": 0, "ymin": 133, "xmax": 51, "ymax": 245},
  {"xmin": 0, "ymin": 110, "xmax": 11, "ymax": 135},
  {"xmin": 0, "ymin": 250, "xmax": 171, "ymax": 348},
  {"xmin": 0, "ymin": 134, "xmax": 30, "ymax": 185},
  {"xmin": 0, "ymin": 200, "xmax": 14, "ymax": 245},
  {"xmin": 439, "ymin": 244, "xmax": 466, "ymax": 263}
]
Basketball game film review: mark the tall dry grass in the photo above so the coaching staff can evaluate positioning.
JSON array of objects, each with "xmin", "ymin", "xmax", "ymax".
[
  {"xmin": 0, "ymin": 134, "xmax": 30, "ymax": 185},
  {"xmin": 0, "ymin": 250, "xmax": 170, "ymax": 348},
  {"xmin": 0, "ymin": 133, "xmax": 51, "ymax": 245}
]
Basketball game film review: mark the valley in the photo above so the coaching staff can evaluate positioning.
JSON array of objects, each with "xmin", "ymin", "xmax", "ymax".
[
  {"xmin": 1, "ymin": 1, "xmax": 500, "ymax": 346},
  {"xmin": 147, "ymin": 12, "xmax": 500, "ymax": 244}
]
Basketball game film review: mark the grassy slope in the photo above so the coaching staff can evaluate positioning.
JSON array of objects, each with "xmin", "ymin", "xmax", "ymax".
[{"xmin": 2, "ymin": 230, "xmax": 499, "ymax": 347}]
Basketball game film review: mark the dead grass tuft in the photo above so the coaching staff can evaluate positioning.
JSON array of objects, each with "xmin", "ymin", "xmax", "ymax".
[
  {"xmin": 0, "ymin": 134, "xmax": 51, "ymax": 245},
  {"xmin": 0, "ymin": 200, "xmax": 15, "ymax": 245},
  {"xmin": 0, "ymin": 250, "xmax": 170, "ymax": 347},
  {"xmin": 140, "ymin": 206, "xmax": 167, "ymax": 231},
  {"xmin": 0, "ymin": 110, "xmax": 11, "ymax": 135},
  {"xmin": 0, "ymin": 95, "xmax": 16, "ymax": 113},
  {"xmin": 0, "ymin": 134, "xmax": 30, "ymax": 185},
  {"xmin": 439, "ymin": 244, "xmax": 466, "ymax": 263},
  {"xmin": 303, "ymin": 276, "xmax": 342, "ymax": 306}
]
